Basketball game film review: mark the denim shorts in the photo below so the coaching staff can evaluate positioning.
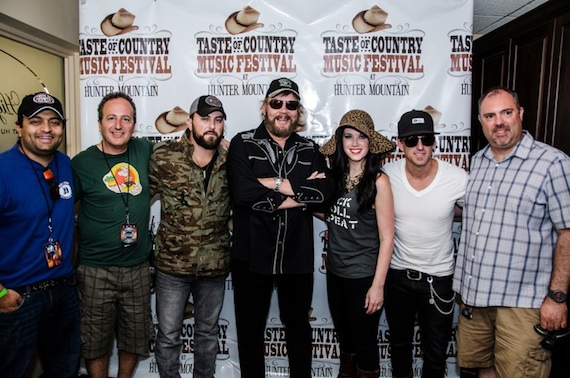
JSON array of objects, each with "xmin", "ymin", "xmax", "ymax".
[{"xmin": 76, "ymin": 262, "xmax": 153, "ymax": 359}]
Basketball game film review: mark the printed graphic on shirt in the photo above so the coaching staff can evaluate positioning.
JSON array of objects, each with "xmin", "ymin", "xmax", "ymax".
[
  {"xmin": 102, "ymin": 162, "xmax": 142, "ymax": 195},
  {"xmin": 57, "ymin": 181, "xmax": 73, "ymax": 200},
  {"xmin": 327, "ymin": 196, "xmax": 358, "ymax": 230}
]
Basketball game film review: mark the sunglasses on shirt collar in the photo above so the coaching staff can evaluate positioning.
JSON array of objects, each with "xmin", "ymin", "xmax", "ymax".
[
  {"xmin": 268, "ymin": 99, "xmax": 300, "ymax": 111},
  {"xmin": 402, "ymin": 134, "xmax": 436, "ymax": 148},
  {"xmin": 42, "ymin": 167, "xmax": 59, "ymax": 201}
]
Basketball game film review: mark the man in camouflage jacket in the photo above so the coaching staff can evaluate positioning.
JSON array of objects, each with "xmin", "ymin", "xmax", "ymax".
[{"xmin": 149, "ymin": 95, "xmax": 230, "ymax": 378}]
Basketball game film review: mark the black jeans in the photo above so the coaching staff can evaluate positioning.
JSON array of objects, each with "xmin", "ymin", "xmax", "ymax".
[
  {"xmin": 232, "ymin": 259, "xmax": 314, "ymax": 378},
  {"xmin": 326, "ymin": 271, "xmax": 381, "ymax": 371},
  {"xmin": 384, "ymin": 268, "xmax": 455, "ymax": 378}
]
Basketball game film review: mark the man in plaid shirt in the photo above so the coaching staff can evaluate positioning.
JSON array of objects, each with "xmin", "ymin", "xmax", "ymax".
[{"xmin": 453, "ymin": 86, "xmax": 570, "ymax": 378}]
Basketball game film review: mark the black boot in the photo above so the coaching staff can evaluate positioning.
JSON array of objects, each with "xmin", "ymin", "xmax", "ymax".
[
  {"xmin": 357, "ymin": 368, "xmax": 379, "ymax": 378},
  {"xmin": 338, "ymin": 352, "xmax": 357, "ymax": 378}
]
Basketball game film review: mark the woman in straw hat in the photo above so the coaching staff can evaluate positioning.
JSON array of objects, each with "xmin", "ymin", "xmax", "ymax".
[{"xmin": 319, "ymin": 109, "xmax": 396, "ymax": 378}]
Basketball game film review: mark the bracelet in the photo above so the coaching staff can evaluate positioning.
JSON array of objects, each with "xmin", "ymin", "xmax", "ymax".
[
  {"xmin": 0, "ymin": 287, "xmax": 7, "ymax": 299},
  {"xmin": 274, "ymin": 177, "xmax": 283, "ymax": 192}
]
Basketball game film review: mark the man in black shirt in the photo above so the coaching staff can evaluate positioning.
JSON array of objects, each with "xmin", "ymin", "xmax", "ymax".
[{"xmin": 228, "ymin": 77, "xmax": 335, "ymax": 378}]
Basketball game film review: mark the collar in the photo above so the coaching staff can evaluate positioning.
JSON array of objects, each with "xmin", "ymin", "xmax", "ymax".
[{"xmin": 482, "ymin": 130, "xmax": 533, "ymax": 163}]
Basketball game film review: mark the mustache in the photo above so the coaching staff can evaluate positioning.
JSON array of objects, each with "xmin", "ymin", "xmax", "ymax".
[{"xmin": 203, "ymin": 130, "xmax": 221, "ymax": 137}]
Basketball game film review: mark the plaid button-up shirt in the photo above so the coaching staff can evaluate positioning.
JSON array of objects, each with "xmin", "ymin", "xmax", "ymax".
[{"xmin": 453, "ymin": 131, "xmax": 570, "ymax": 308}]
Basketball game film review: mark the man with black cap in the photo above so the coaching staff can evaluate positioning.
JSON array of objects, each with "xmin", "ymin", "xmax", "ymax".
[
  {"xmin": 382, "ymin": 109, "xmax": 467, "ymax": 378},
  {"xmin": 228, "ymin": 78, "xmax": 335, "ymax": 377},
  {"xmin": 0, "ymin": 92, "xmax": 80, "ymax": 377},
  {"xmin": 149, "ymin": 95, "xmax": 230, "ymax": 378}
]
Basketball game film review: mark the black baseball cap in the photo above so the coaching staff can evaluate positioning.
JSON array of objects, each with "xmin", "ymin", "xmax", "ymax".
[
  {"xmin": 18, "ymin": 92, "xmax": 65, "ymax": 124},
  {"xmin": 397, "ymin": 110, "xmax": 439, "ymax": 138},
  {"xmin": 266, "ymin": 78, "xmax": 300, "ymax": 99}
]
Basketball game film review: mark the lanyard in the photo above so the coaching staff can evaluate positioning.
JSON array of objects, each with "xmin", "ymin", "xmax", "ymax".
[
  {"xmin": 101, "ymin": 143, "xmax": 131, "ymax": 223},
  {"xmin": 21, "ymin": 145, "xmax": 59, "ymax": 240}
]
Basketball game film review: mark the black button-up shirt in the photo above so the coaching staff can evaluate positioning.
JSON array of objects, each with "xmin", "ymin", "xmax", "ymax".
[{"xmin": 228, "ymin": 124, "xmax": 335, "ymax": 275}]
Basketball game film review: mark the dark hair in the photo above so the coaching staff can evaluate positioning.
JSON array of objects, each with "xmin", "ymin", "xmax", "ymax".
[
  {"xmin": 478, "ymin": 86, "xmax": 520, "ymax": 114},
  {"xmin": 97, "ymin": 92, "xmax": 137, "ymax": 123},
  {"xmin": 329, "ymin": 126, "xmax": 383, "ymax": 213}
]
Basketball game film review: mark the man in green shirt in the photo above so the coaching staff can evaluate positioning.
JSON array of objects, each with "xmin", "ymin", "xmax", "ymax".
[{"xmin": 72, "ymin": 92, "xmax": 153, "ymax": 378}]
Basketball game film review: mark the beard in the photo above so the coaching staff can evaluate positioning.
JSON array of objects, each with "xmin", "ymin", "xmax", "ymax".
[
  {"xmin": 192, "ymin": 128, "xmax": 222, "ymax": 150},
  {"xmin": 264, "ymin": 113, "xmax": 298, "ymax": 138}
]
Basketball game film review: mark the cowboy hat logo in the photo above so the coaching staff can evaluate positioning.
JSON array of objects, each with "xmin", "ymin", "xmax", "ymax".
[
  {"xmin": 352, "ymin": 5, "xmax": 392, "ymax": 34},
  {"xmin": 101, "ymin": 8, "xmax": 139, "ymax": 37},
  {"xmin": 155, "ymin": 106, "xmax": 189, "ymax": 134},
  {"xmin": 225, "ymin": 6, "xmax": 264, "ymax": 35},
  {"xmin": 423, "ymin": 105, "xmax": 446, "ymax": 130}
]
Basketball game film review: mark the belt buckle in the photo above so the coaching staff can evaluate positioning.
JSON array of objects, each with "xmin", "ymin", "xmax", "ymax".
[
  {"xmin": 406, "ymin": 269, "xmax": 422, "ymax": 281},
  {"xmin": 37, "ymin": 280, "xmax": 51, "ymax": 290}
]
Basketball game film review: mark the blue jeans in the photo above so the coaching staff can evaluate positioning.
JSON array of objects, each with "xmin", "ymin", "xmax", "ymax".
[
  {"xmin": 154, "ymin": 269, "xmax": 226, "ymax": 378},
  {"xmin": 384, "ymin": 269, "xmax": 455, "ymax": 378},
  {"xmin": 0, "ymin": 278, "xmax": 80, "ymax": 378}
]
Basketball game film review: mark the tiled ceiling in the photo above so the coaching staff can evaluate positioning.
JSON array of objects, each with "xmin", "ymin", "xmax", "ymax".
[{"xmin": 473, "ymin": 0, "xmax": 549, "ymax": 37}]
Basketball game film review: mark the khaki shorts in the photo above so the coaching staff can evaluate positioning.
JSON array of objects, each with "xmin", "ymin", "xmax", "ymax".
[
  {"xmin": 457, "ymin": 306, "xmax": 551, "ymax": 377},
  {"xmin": 76, "ymin": 262, "xmax": 153, "ymax": 359}
]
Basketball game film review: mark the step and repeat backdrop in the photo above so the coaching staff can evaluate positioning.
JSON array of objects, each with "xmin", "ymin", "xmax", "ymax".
[{"xmin": 79, "ymin": 1, "xmax": 473, "ymax": 376}]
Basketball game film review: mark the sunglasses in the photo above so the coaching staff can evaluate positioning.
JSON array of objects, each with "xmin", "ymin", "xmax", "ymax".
[
  {"xmin": 42, "ymin": 168, "xmax": 60, "ymax": 201},
  {"xmin": 402, "ymin": 134, "xmax": 436, "ymax": 148},
  {"xmin": 268, "ymin": 99, "xmax": 300, "ymax": 111}
]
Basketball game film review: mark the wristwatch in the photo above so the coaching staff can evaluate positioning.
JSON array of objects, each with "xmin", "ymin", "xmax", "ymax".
[
  {"xmin": 274, "ymin": 177, "xmax": 283, "ymax": 192},
  {"xmin": 547, "ymin": 289, "xmax": 567, "ymax": 303}
]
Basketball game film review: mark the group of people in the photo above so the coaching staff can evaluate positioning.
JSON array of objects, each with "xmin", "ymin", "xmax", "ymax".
[{"xmin": 0, "ymin": 80, "xmax": 568, "ymax": 378}]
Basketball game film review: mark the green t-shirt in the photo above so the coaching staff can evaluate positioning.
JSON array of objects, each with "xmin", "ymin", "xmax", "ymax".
[{"xmin": 72, "ymin": 138, "xmax": 153, "ymax": 267}]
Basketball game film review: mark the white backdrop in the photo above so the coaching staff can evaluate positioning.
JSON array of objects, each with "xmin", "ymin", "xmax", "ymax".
[{"xmin": 79, "ymin": 1, "xmax": 473, "ymax": 376}]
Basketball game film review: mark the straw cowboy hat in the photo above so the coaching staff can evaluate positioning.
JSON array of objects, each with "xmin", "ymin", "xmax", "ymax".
[
  {"xmin": 320, "ymin": 109, "xmax": 396, "ymax": 156},
  {"xmin": 155, "ymin": 106, "xmax": 189, "ymax": 134},
  {"xmin": 225, "ymin": 6, "xmax": 264, "ymax": 35},
  {"xmin": 101, "ymin": 8, "xmax": 139, "ymax": 37},
  {"xmin": 352, "ymin": 5, "xmax": 392, "ymax": 34}
]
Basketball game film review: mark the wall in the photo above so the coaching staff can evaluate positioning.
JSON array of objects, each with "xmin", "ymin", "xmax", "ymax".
[
  {"xmin": 0, "ymin": 0, "xmax": 81, "ymax": 156},
  {"xmin": 0, "ymin": 0, "xmax": 78, "ymax": 49}
]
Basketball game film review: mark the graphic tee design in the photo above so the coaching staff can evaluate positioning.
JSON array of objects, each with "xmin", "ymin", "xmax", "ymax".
[{"xmin": 102, "ymin": 162, "xmax": 142, "ymax": 195}]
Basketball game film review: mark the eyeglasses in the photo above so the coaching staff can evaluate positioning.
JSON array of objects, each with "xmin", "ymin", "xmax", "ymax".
[
  {"xmin": 268, "ymin": 99, "xmax": 300, "ymax": 111},
  {"xmin": 42, "ymin": 168, "xmax": 59, "ymax": 201},
  {"xmin": 402, "ymin": 135, "xmax": 436, "ymax": 148}
]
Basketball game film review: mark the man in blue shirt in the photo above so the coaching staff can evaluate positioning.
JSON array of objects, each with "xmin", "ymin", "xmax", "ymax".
[{"xmin": 0, "ymin": 92, "xmax": 79, "ymax": 377}]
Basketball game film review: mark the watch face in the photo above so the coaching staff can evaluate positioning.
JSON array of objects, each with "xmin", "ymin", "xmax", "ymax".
[{"xmin": 550, "ymin": 290, "xmax": 567, "ymax": 303}]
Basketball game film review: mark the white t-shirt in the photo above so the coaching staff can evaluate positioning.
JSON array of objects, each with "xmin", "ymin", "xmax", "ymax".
[{"xmin": 382, "ymin": 158, "xmax": 467, "ymax": 276}]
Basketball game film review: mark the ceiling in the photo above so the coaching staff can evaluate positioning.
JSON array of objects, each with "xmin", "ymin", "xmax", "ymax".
[{"xmin": 473, "ymin": 0, "xmax": 549, "ymax": 37}]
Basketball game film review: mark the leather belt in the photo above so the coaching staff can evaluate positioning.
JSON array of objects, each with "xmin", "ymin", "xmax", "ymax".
[{"xmin": 12, "ymin": 276, "xmax": 75, "ymax": 295}]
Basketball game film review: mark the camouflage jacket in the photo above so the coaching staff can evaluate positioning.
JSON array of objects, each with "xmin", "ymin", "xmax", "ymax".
[{"xmin": 149, "ymin": 131, "xmax": 230, "ymax": 276}]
